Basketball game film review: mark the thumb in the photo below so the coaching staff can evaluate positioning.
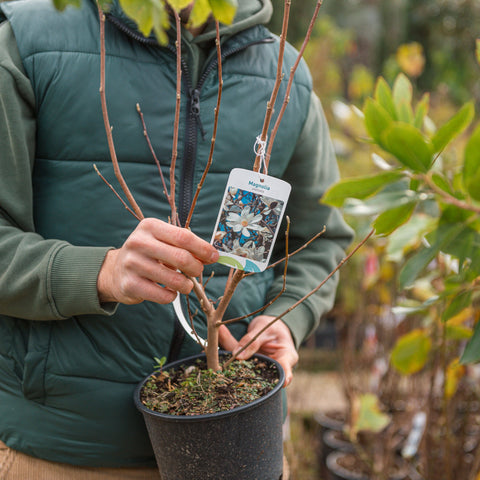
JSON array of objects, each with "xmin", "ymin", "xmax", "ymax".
[{"xmin": 218, "ymin": 325, "xmax": 239, "ymax": 352}]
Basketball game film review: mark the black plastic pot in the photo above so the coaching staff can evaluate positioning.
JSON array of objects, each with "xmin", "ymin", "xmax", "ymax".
[
  {"xmin": 134, "ymin": 352, "xmax": 286, "ymax": 480},
  {"xmin": 326, "ymin": 451, "xmax": 408, "ymax": 480},
  {"xmin": 322, "ymin": 429, "xmax": 354, "ymax": 466},
  {"xmin": 326, "ymin": 451, "xmax": 370, "ymax": 480}
]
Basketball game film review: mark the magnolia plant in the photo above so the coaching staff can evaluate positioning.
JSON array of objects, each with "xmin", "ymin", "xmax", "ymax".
[{"xmin": 48, "ymin": 0, "xmax": 373, "ymax": 374}]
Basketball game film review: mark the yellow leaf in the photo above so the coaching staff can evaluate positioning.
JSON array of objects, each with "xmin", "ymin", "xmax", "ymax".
[
  {"xmin": 396, "ymin": 42, "xmax": 425, "ymax": 78},
  {"xmin": 445, "ymin": 358, "xmax": 466, "ymax": 399},
  {"xmin": 447, "ymin": 307, "xmax": 474, "ymax": 326}
]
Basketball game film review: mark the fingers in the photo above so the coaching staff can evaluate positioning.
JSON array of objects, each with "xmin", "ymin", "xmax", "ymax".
[
  {"xmin": 139, "ymin": 218, "xmax": 219, "ymax": 272},
  {"xmin": 218, "ymin": 325, "xmax": 239, "ymax": 352},
  {"xmin": 97, "ymin": 219, "xmax": 219, "ymax": 305},
  {"xmin": 231, "ymin": 316, "xmax": 299, "ymax": 388}
]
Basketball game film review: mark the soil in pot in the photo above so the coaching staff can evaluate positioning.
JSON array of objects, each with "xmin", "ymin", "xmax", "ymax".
[
  {"xmin": 135, "ymin": 352, "xmax": 285, "ymax": 480},
  {"xmin": 140, "ymin": 355, "xmax": 279, "ymax": 415}
]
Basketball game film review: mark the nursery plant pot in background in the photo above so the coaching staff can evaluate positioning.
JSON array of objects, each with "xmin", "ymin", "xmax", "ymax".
[
  {"xmin": 326, "ymin": 451, "xmax": 408, "ymax": 480},
  {"xmin": 134, "ymin": 352, "xmax": 286, "ymax": 480}
]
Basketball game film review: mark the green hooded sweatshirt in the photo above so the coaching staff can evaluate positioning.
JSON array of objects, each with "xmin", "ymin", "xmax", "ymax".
[{"xmin": 0, "ymin": 0, "xmax": 353, "ymax": 467}]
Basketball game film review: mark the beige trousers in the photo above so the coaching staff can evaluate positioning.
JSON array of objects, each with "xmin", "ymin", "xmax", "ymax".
[
  {"xmin": 0, "ymin": 441, "xmax": 161, "ymax": 480},
  {"xmin": 0, "ymin": 441, "xmax": 289, "ymax": 480}
]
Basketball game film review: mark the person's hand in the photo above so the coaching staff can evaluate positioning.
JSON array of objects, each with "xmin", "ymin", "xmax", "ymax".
[
  {"xmin": 219, "ymin": 315, "xmax": 299, "ymax": 387},
  {"xmin": 97, "ymin": 218, "xmax": 219, "ymax": 305}
]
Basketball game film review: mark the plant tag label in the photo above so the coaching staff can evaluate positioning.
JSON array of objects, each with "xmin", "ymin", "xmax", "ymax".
[{"xmin": 211, "ymin": 168, "xmax": 291, "ymax": 273}]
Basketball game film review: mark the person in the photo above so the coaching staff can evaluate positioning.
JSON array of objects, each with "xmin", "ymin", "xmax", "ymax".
[{"xmin": 0, "ymin": 0, "xmax": 353, "ymax": 477}]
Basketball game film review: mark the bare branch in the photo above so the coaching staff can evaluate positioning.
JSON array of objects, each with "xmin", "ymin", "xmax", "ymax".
[
  {"xmin": 169, "ymin": 10, "xmax": 182, "ymax": 226},
  {"xmin": 215, "ymin": 270, "xmax": 246, "ymax": 322},
  {"xmin": 224, "ymin": 228, "xmax": 375, "ymax": 367},
  {"xmin": 136, "ymin": 103, "xmax": 171, "ymax": 204},
  {"xmin": 97, "ymin": 5, "xmax": 144, "ymax": 220},
  {"xmin": 185, "ymin": 21, "xmax": 223, "ymax": 229},
  {"xmin": 93, "ymin": 164, "xmax": 141, "ymax": 221},
  {"xmin": 265, "ymin": 0, "xmax": 323, "ymax": 169},
  {"xmin": 253, "ymin": 0, "xmax": 291, "ymax": 173}
]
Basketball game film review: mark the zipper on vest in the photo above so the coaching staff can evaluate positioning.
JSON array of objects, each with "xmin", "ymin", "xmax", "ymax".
[
  {"xmin": 106, "ymin": 14, "xmax": 273, "ymax": 227},
  {"xmin": 173, "ymin": 37, "xmax": 274, "ymax": 227}
]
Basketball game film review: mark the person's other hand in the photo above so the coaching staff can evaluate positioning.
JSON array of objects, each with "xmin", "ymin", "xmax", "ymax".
[
  {"xmin": 97, "ymin": 218, "xmax": 219, "ymax": 305},
  {"xmin": 219, "ymin": 315, "xmax": 299, "ymax": 387}
]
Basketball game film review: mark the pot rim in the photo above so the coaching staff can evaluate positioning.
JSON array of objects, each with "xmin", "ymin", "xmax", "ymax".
[
  {"xmin": 134, "ymin": 351, "xmax": 285, "ymax": 422},
  {"xmin": 326, "ymin": 451, "xmax": 370, "ymax": 480}
]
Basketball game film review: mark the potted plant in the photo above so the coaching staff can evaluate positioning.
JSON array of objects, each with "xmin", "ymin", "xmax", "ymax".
[
  {"xmin": 322, "ymin": 38, "xmax": 480, "ymax": 479},
  {"xmin": 45, "ymin": 0, "xmax": 368, "ymax": 478}
]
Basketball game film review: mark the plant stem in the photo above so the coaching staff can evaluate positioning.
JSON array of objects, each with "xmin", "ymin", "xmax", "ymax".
[
  {"xmin": 93, "ymin": 165, "xmax": 141, "ymax": 220},
  {"xmin": 169, "ymin": 10, "xmax": 182, "ymax": 226},
  {"xmin": 422, "ymin": 172, "xmax": 480, "ymax": 215},
  {"xmin": 224, "ymin": 228, "xmax": 375, "ymax": 367},
  {"xmin": 97, "ymin": 6, "xmax": 144, "ymax": 220},
  {"xmin": 253, "ymin": 0, "xmax": 291, "ymax": 173},
  {"xmin": 136, "ymin": 103, "xmax": 171, "ymax": 205},
  {"xmin": 264, "ymin": 0, "xmax": 323, "ymax": 170}
]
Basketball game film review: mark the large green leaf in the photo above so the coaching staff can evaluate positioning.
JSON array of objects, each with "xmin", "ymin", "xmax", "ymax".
[
  {"xmin": 52, "ymin": 0, "xmax": 81, "ymax": 10},
  {"xmin": 344, "ymin": 190, "xmax": 420, "ymax": 217},
  {"xmin": 391, "ymin": 329, "xmax": 432, "ymax": 375},
  {"xmin": 399, "ymin": 223, "xmax": 466, "ymax": 288},
  {"xmin": 382, "ymin": 123, "xmax": 433, "ymax": 173},
  {"xmin": 431, "ymin": 173, "xmax": 454, "ymax": 196},
  {"xmin": 442, "ymin": 291, "xmax": 473, "ymax": 322},
  {"xmin": 208, "ymin": 0, "xmax": 237, "ymax": 25},
  {"xmin": 446, "ymin": 324, "xmax": 473, "ymax": 341},
  {"xmin": 190, "ymin": 0, "xmax": 212, "ymax": 27},
  {"xmin": 350, "ymin": 393, "xmax": 391, "ymax": 440},
  {"xmin": 373, "ymin": 202, "xmax": 416, "ymax": 236},
  {"xmin": 363, "ymin": 98, "xmax": 393, "ymax": 147},
  {"xmin": 432, "ymin": 102, "xmax": 475, "ymax": 154},
  {"xmin": 463, "ymin": 123, "xmax": 480, "ymax": 201},
  {"xmin": 119, "ymin": 0, "xmax": 156, "ymax": 36},
  {"xmin": 392, "ymin": 74, "xmax": 412, "ymax": 107},
  {"xmin": 396, "ymin": 100, "xmax": 414, "ymax": 124},
  {"xmin": 168, "ymin": 0, "xmax": 193, "ymax": 11},
  {"xmin": 386, "ymin": 213, "xmax": 434, "ymax": 262},
  {"xmin": 322, "ymin": 171, "xmax": 405, "ymax": 207},
  {"xmin": 374, "ymin": 77, "xmax": 397, "ymax": 120},
  {"xmin": 461, "ymin": 321, "xmax": 480, "ymax": 364},
  {"xmin": 413, "ymin": 93, "xmax": 430, "ymax": 129}
]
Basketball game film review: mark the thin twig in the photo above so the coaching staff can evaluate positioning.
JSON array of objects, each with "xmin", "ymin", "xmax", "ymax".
[
  {"xmin": 169, "ymin": 10, "xmax": 182, "ymax": 226},
  {"xmin": 253, "ymin": 0, "xmax": 291, "ymax": 173},
  {"xmin": 221, "ymin": 217, "xmax": 291, "ymax": 325},
  {"xmin": 421, "ymin": 172, "xmax": 480, "ymax": 215},
  {"xmin": 97, "ymin": 5, "xmax": 144, "ymax": 220},
  {"xmin": 93, "ymin": 164, "xmax": 141, "ymax": 220},
  {"xmin": 136, "ymin": 103, "xmax": 171, "ymax": 204},
  {"xmin": 224, "ymin": 228, "xmax": 375, "ymax": 367},
  {"xmin": 185, "ymin": 21, "xmax": 223, "ymax": 229},
  {"xmin": 264, "ymin": 0, "xmax": 323, "ymax": 169},
  {"xmin": 244, "ymin": 225, "xmax": 326, "ymax": 277},
  {"xmin": 203, "ymin": 270, "xmax": 215, "ymax": 289}
]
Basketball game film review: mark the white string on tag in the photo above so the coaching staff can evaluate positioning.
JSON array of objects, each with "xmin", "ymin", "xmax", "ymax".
[{"xmin": 253, "ymin": 135, "xmax": 268, "ymax": 176}]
